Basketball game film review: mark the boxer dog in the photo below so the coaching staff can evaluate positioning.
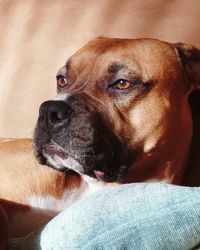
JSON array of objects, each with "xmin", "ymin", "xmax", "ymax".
[{"xmin": 0, "ymin": 38, "xmax": 200, "ymax": 248}]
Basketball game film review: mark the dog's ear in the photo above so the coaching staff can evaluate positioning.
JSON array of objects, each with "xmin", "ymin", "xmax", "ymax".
[{"xmin": 175, "ymin": 43, "xmax": 200, "ymax": 90}]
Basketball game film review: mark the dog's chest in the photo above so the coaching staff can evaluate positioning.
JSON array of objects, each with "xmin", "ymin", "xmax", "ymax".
[
  {"xmin": 9, "ymin": 181, "xmax": 89, "ymax": 238},
  {"xmin": 28, "ymin": 176, "xmax": 106, "ymax": 211},
  {"xmin": 28, "ymin": 182, "xmax": 89, "ymax": 211}
]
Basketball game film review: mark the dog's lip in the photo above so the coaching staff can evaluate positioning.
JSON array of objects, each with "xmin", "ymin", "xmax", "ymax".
[
  {"xmin": 94, "ymin": 170, "xmax": 106, "ymax": 181},
  {"xmin": 94, "ymin": 170, "xmax": 118, "ymax": 182},
  {"xmin": 42, "ymin": 142, "xmax": 68, "ymax": 159}
]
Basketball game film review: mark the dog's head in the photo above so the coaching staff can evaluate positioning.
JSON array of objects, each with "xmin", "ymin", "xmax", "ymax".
[{"xmin": 33, "ymin": 38, "xmax": 200, "ymax": 183}]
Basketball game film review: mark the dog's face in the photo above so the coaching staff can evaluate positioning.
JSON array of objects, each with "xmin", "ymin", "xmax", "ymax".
[{"xmin": 34, "ymin": 38, "xmax": 200, "ymax": 183}]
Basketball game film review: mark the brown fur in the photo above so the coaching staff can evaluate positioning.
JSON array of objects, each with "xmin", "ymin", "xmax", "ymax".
[
  {"xmin": 0, "ymin": 138, "xmax": 82, "ymax": 245},
  {"xmin": 0, "ymin": 38, "xmax": 200, "ymax": 248},
  {"xmin": 0, "ymin": 139, "xmax": 82, "ymax": 202},
  {"xmin": 59, "ymin": 38, "xmax": 198, "ymax": 184}
]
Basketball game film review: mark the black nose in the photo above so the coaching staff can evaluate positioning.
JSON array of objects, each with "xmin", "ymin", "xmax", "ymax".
[{"xmin": 39, "ymin": 100, "xmax": 73, "ymax": 124}]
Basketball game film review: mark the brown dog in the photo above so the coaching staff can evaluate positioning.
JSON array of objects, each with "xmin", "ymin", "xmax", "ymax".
[{"xmin": 0, "ymin": 38, "xmax": 200, "ymax": 248}]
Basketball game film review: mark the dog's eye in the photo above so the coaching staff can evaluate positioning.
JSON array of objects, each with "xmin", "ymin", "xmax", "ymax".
[
  {"xmin": 112, "ymin": 79, "xmax": 132, "ymax": 90},
  {"xmin": 57, "ymin": 75, "xmax": 68, "ymax": 88}
]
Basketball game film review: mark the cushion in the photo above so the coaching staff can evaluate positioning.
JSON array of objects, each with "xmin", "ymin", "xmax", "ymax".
[{"xmin": 9, "ymin": 183, "xmax": 200, "ymax": 249}]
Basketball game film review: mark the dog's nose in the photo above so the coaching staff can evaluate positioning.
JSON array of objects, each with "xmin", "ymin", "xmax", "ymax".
[{"xmin": 39, "ymin": 100, "xmax": 73, "ymax": 124}]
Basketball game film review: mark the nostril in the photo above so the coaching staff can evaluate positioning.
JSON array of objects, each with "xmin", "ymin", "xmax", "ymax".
[
  {"xmin": 49, "ymin": 110, "xmax": 73, "ymax": 123},
  {"xmin": 57, "ymin": 111, "xmax": 65, "ymax": 120},
  {"xmin": 50, "ymin": 112, "xmax": 60, "ymax": 123}
]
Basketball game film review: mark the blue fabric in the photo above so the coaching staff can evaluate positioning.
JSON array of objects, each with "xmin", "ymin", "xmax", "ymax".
[{"xmin": 9, "ymin": 183, "xmax": 200, "ymax": 249}]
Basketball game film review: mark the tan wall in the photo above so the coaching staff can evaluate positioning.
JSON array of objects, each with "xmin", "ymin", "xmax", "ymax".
[{"xmin": 0, "ymin": 0, "xmax": 200, "ymax": 138}]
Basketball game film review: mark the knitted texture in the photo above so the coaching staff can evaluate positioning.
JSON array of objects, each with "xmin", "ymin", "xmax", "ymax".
[{"xmin": 9, "ymin": 183, "xmax": 200, "ymax": 250}]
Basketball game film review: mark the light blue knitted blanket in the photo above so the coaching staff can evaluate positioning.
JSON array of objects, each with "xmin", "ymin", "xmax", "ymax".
[{"xmin": 9, "ymin": 183, "xmax": 200, "ymax": 250}]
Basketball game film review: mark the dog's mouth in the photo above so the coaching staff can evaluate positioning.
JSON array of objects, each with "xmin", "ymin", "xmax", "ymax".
[
  {"xmin": 35, "ymin": 140, "xmax": 124, "ymax": 182},
  {"xmin": 94, "ymin": 170, "xmax": 110, "ymax": 182},
  {"xmin": 37, "ymin": 141, "xmax": 83, "ymax": 173}
]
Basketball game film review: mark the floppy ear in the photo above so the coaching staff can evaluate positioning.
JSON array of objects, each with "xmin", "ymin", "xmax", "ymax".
[
  {"xmin": 178, "ymin": 44, "xmax": 200, "ymax": 186},
  {"xmin": 175, "ymin": 43, "xmax": 200, "ymax": 90}
]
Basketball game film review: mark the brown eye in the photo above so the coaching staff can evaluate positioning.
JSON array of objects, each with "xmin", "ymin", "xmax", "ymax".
[
  {"xmin": 57, "ymin": 75, "xmax": 68, "ymax": 88},
  {"xmin": 113, "ymin": 79, "xmax": 132, "ymax": 90}
]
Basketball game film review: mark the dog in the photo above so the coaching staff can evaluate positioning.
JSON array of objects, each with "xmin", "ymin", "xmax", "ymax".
[{"xmin": 0, "ymin": 37, "xmax": 200, "ymax": 248}]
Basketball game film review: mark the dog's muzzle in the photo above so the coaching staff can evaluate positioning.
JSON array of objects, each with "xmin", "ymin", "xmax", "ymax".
[{"xmin": 33, "ymin": 94, "xmax": 132, "ymax": 182}]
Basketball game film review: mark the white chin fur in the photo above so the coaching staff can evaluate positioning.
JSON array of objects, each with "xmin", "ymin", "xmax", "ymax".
[{"xmin": 43, "ymin": 152, "xmax": 84, "ymax": 174}]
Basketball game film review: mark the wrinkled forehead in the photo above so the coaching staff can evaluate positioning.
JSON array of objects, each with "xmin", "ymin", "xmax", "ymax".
[{"xmin": 66, "ymin": 38, "xmax": 180, "ymax": 79}]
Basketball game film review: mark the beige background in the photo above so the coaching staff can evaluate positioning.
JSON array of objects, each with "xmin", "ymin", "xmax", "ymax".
[{"xmin": 0, "ymin": 0, "xmax": 200, "ymax": 138}]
